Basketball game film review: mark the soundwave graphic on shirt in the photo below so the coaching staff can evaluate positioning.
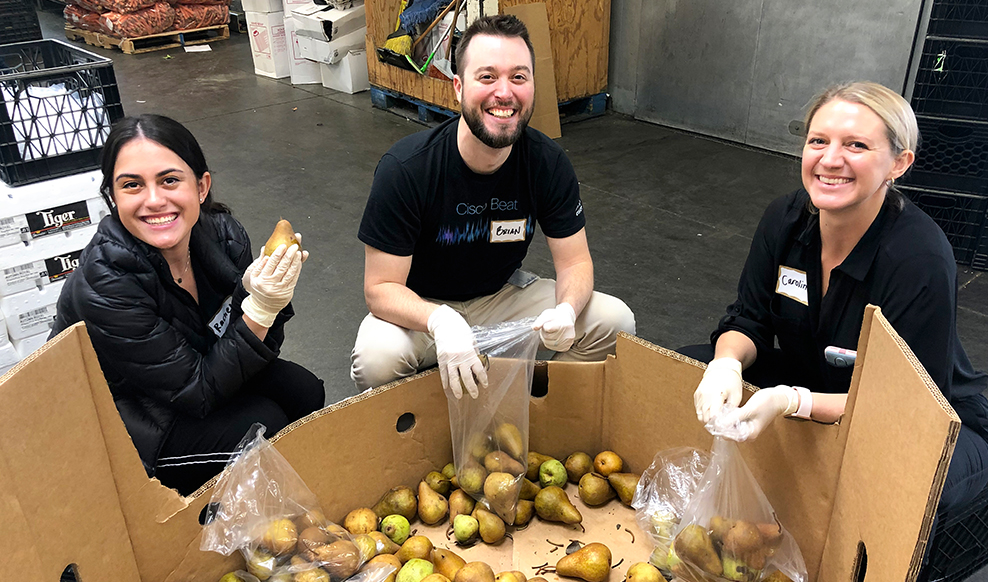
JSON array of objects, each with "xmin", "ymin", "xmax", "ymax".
[{"xmin": 436, "ymin": 216, "xmax": 535, "ymax": 246}]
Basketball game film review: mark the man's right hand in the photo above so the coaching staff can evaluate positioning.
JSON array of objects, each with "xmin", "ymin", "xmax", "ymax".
[
  {"xmin": 694, "ymin": 357, "xmax": 744, "ymax": 423},
  {"xmin": 427, "ymin": 304, "xmax": 488, "ymax": 398}
]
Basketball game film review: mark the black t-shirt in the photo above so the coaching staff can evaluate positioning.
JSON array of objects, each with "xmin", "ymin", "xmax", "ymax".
[
  {"xmin": 358, "ymin": 117, "xmax": 585, "ymax": 301},
  {"xmin": 715, "ymin": 189, "xmax": 988, "ymax": 436}
]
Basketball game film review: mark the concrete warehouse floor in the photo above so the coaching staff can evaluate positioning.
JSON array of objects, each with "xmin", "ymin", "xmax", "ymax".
[{"xmin": 32, "ymin": 9, "xmax": 988, "ymax": 581}]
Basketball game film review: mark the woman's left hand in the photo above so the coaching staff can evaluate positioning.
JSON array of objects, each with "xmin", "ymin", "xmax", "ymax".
[{"xmin": 718, "ymin": 385, "xmax": 800, "ymax": 441}]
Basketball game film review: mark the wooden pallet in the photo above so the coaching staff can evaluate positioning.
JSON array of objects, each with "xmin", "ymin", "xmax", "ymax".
[
  {"xmin": 64, "ymin": 24, "xmax": 229, "ymax": 55},
  {"xmin": 370, "ymin": 85, "xmax": 608, "ymax": 127}
]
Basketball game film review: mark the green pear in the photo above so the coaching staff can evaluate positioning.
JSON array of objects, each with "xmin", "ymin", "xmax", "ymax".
[
  {"xmin": 539, "ymin": 459, "xmax": 568, "ymax": 488},
  {"xmin": 674, "ymin": 524, "xmax": 722, "ymax": 576},
  {"xmin": 374, "ymin": 486, "xmax": 418, "ymax": 520},
  {"xmin": 495, "ymin": 572, "xmax": 527, "ymax": 582},
  {"xmin": 483, "ymin": 471, "xmax": 520, "ymax": 523},
  {"xmin": 514, "ymin": 499, "xmax": 534, "ymax": 527},
  {"xmin": 578, "ymin": 472, "xmax": 616, "ymax": 506},
  {"xmin": 721, "ymin": 554, "xmax": 759, "ymax": 582},
  {"xmin": 397, "ymin": 558, "xmax": 435, "ymax": 582},
  {"xmin": 526, "ymin": 452, "xmax": 555, "ymax": 482},
  {"xmin": 441, "ymin": 463, "xmax": 457, "ymax": 481},
  {"xmin": 369, "ymin": 530, "xmax": 401, "ymax": 554},
  {"xmin": 607, "ymin": 472, "xmax": 640, "ymax": 506},
  {"xmin": 417, "ymin": 480, "xmax": 449, "ymax": 525},
  {"xmin": 474, "ymin": 508, "xmax": 506, "ymax": 544},
  {"xmin": 453, "ymin": 514, "xmax": 479, "ymax": 544},
  {"xmin": 458, "ymin": 461, "xmax": 488, "ymax": 495},
  {"xmin": 519, "ymin": 478, "xmax": 541, "ymax": 501},
  {"xmin": 555, "ymin": 542, "xmax": 612, "ymax": 582},
  {"xmin": 449, "ymin": 489, "xmax": 476, "ymax": 522},
  {"xmin": 625, "ymin": 562, "xmax": 661, "ymax": 582},
  {"xmin": 534, "ymin": 486, "xmax": 582, "ymax": 524},
  {"xmin": 381, "ymin": 514, "xmax": 411, "ymax": 545},
  {"xmin": 468, "ymin": 432, "xmax": 494, "ymax": 461},
  {"xmin": 493, "ymin": 422, "xmax": 525, "ymax": 460},
  {"xmin": 425, "ymin": 471, "xmax": 451, "ymax": 496},
  {"xmin": 564, "ymin": 452, "xmax": 593, "ymax": 483}
]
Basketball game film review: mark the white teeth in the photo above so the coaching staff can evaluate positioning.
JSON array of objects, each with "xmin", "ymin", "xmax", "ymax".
[
  {"xmin": 144, "ymin": 215, "xmax": 177, "ymax": 225},
  {"xmin": 819, "ymin": 176, "xmax": 852, "ymax": 185},
  {"xmin": 488, "ymin": 108, "xmax": 514, "ymax": 118}
]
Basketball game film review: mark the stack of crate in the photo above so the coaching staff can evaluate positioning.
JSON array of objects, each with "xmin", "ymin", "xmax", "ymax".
[
  {"xmin": 902, "ymin": 0, "xmax": 988, "ymax": 271},
  {"xmin": 0, "ymin": 0, "xmax": 43, "ymax": 45},
  {"xmin": 0, "ymin": 39, "xmax": 123, "ymax": 371}
]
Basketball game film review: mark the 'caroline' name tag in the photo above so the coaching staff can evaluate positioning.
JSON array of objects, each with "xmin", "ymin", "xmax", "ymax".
[
  {"xmin": 490, "ymin": 219, "xmax": 527, "ymax": 243},
  {"xmin": 776, "ymin": 266, "xmax": 808, "ymax": 305}
]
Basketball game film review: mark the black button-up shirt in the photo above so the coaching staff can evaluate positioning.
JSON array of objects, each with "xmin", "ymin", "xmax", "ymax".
[{"xmin": 715, "ymin": 189, "xmax": 987, "ymax": 433}]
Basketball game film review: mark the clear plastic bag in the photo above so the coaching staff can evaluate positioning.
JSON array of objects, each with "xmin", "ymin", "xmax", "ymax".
[
  {"xmin": 630, "ymin": 447, "xmax": 710, "ymax": 576},
  {"xmin": 446, "ymin": 318, "xmax": 540, "ymax": 525},
  {"xmin": 668, "ymin": 435, "xmax": 808, "ymax": 582},
  {"xmin": 201, "ymin": 425, "xmax": 396, "ymax": 582}
]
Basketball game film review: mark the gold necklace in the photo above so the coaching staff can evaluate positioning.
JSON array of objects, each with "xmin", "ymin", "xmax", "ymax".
[{"xmin": 175, "ymin": 249, "xmax": 191, "ymax": 284}]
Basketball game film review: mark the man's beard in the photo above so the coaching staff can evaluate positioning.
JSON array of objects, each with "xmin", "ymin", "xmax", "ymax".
[{"xmin": 461, "ymin": 99, "xmax": 535, "ymax": 149}]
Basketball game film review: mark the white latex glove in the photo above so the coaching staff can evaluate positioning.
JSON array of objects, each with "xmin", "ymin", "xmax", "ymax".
[
  {"xmin": 241, "ymin": 243, "xmax": 302, "ymax": 327},
  {"xmin": 694, "ymin": 357, "xmax": 744, "ymax": 423},
  {"xmin": 428, "ymin": 304, "xmax": 488, "ymax": 399},
  {"xmin": 533, "ymin": 302, "xmax": 577, "ymax": 352},
  {"xmin": 718, "ymin": 385, "xmax": 801, "ymax": 442},
  {"xmin": 242, "ymin": 233, "xmax": 309, "ymax": 293}
]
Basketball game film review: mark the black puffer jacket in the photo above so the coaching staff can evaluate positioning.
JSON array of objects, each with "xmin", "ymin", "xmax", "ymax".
[{"xmin": 51, "ymin": 211, "xmax": 291, "ymax": 476}]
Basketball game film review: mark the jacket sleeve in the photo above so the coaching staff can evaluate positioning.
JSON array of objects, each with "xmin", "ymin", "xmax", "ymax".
[{"xmin": 79, "ymin": 246, "xmax": 279, "ymax": 419}]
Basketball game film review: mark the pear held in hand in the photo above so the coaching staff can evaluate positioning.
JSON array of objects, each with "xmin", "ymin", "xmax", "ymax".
[{"xmin": 264, "ymin": 219, "xmax": 301, "ymax": 256}]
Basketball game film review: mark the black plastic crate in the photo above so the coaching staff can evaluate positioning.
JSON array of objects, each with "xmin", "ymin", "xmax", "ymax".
[
  {"xmin": 924, "ymin": 485, "xmax": 988, "ymax": 581},
  {"xmin": 913, "ymin": 38, "xmax": 988, "ymax": 122},
  {"xmin": 904, "ymin": 117, "xmax": 988, "ymax": 196},
  {"xmin": 928, "ymin": 0, "xmax": 988, "ymax": 40},
  {"xmin": 0, "ymin": 39, "xmax": 124, "ymax": 187},
  {"xmin": 0, "ymin": 11, "xmax": 43, "ymax": 45},
  {"xmin": 901, "ymin": 185, "xmax": 988, "ymax": 266}
]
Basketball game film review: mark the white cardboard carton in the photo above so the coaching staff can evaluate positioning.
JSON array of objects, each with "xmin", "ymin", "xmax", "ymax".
[
  {"xmin": 246, "ymin": 11, "xmax": 291, "ymax": 79},
  {"xmin": 0, "ymin": 226, "xmax": 93, "ymax": 297},
  {"xmin": 290, "ymin": 1, "xmax": 364, "ymax": 42},
  {"xmin": 0, "ymin": 339, "xmax": 17, "ymax": 375},
  {"xmin": 1, "ymin": 280, "xmax": 63, "ymax": 340},
  {"xmin": 319, "ymin": 49, "xmax": 369, "ymax": 94},
  {"xmin": 12, "ymin": 330, "xmax": 48, "ymax": 360},
  {"xmin": 241, "ymin": 0, "xmax": 280, "ymax": 13},
  {"xmin": 284, "ymin": 17, "xmax": 322, "ymax": 84},
  {"xmin": 296, "ymin": 26, "xmax": 365, "ymax": 65},
  {"xmin": 0, "ymin": 195, "xmax": 108, "ymax": 249}
]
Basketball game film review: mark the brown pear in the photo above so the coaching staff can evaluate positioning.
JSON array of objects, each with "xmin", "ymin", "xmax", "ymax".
[
  {"xmin": 458, "ymin": 461, "xmax": 488, "ymax": 495},
  {"xmin": 264, "ymin": 219, "xmax": 300, "ymax": 256},
  {"xmin": 493, "ymin": 422, "xmax": 525, "ymax": 460},
  {"xmin": 709, "ymin": 515, "xmax": 736, "ymax": 545},
  {"xmin": 296, "ymin": 509, "xmax": 329, "ymax": 530},
  {"xmin": 555, "ymin": 542, "xmax": 612, "ymax": 582},
  {"xmin": 519, "ymin": 478, "xmax": 541, "ymax": 501},
  {"xmin": 484, "ymin": 451, "xmax": 526, "ymax": 476},
  {"xmin": 369, "ymin": 554, "xmax": 403, "ymax": 582},
  {"xmin": 607, "ymin": 472, "xmax": 640, "ymax": 506},
  {"xmin": 418, "ymin": 480, "xmax": 450, "ymax": 525},
  {"xmin": 757, "ymin": 521, "xmax": 784, "ymax": 551},
  {"xmin": 425, "ymin": 471, "xmax": 451, "ymax": 496},
  {"xmin": 454, "ymin": 562, "xmax": 496, "ymax": 582},
  {"xmin": 374, "ymin": 486, "xmax": 418, "ymax": 520},
  {"xmin": 579, "ymin": 472, "xmax": 617, "ymax": 506},
  {"xmin": 534, "ymin": 485, "xmax": 583, "ymax": 524},
  {"xmin": 593, "ymin": 451, "xmax": 623, "ymax": 477},
  {"xmin": 369, "ymin": 531, "xmax": 401, "ymax": 555},
  {"xmin": 564, "ymin": 452, "xmax": 594, "ymax": 483},
  {"xmin": 449, "ymin": 489, "xmax": 476, "ymax": 522},
  {"xmin": 297, "ymin": 526, "xmax": 331, "ymax": 555},
  {"xmin": 432, "ymin": 548, "xmax": 467, "ymax": 581},
  {"xmin": 421, "ymin": 575, "xmax": 452, "ymax": 582},
  {"xmin": 526, "ymin": 452, "xmax": 555, "ymax": 482},
  {"xmin": 312, "ymin": 540, "xmax": 362, "ymax": 579},
  {"xmin": 483, "ymin": 472, "xmax": 521, "ymax": 523},
  {"xmin": 474, "ymin": 507, "xmax": 506, "ymax": 544},
  {"xmin": 345, "ymin": 507, "xmax": 379, "ymax": 535},
  {"xmin": 514, "ymin": 499, "xmax": 534, "ymax": 527},
  {"xmin": 496, "ymin": 571, "xmax": 527, "ymax": 582},
  {"xmin": 529, "ymin": 578, "xmax": 549, "ymax": 582},
  {"xmin": 396, "ymin": 535, "xmax": 435, "ymax": 564},
  {"xmin": 674, "ymin": 524, "xmax": 723, "ymax": 576}
]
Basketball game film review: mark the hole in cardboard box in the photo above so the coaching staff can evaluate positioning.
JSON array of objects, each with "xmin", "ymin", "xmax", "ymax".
[
  {"xmin": 531, "ymin": 362, "xmax": 548, "ymax": 398},
  {"xmin": 852, "ymin": 540, "xmax": 868, "ymax": 581},
  {"xmin": 60, "ymin": 564, "xmax": 79, "ymax": 581},
  {"xmin": 199, "ymin": 501, "xmax": 221, "ymax": 526},
  {"xmin": 397, "ymin": 412, "xmax": 416, "ymax": 433}
]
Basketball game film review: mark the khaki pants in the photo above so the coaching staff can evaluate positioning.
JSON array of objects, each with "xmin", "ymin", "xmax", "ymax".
[{"xmin": 350, "ymin": 277, "xmax": 636, "ymax": 390}]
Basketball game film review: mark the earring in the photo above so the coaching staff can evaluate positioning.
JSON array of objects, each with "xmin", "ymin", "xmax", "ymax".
[{"xmin": 886, "ymin": 178, "xmax": 894, "ymax": 188}]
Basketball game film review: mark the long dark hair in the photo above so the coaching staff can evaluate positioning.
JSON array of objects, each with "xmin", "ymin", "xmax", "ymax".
[{"xmin": 98, "ymin": 114, "xmax": 230, "ymax": 214}]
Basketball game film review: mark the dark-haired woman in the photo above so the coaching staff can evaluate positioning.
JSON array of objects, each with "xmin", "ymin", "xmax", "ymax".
[{"xmin": 51, "ymin": 114, "xmax": 324, "ymax": 495}]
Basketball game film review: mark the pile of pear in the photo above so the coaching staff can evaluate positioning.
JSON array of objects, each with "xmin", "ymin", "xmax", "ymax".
[{"xmin": 666, "ymin": 516, "xmax": 792, "ymax": 582}]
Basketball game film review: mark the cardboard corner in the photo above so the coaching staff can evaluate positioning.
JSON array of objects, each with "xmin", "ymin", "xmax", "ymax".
[{"xmin": 503, "ymin": 2, "xmax": 561, "ymax": 139}]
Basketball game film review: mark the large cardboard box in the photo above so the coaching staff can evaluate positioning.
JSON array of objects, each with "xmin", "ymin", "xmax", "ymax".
[
  {"xmin": 291, "ymin": 1, "xmax": 365, "ymax": 42},
  {"xmin": 0, "ymin": 307, "xmax": 958, "ymax": 581},
  {"xmin": 296, "ymin": 26, "xmax": 366, "ymax": 65},
  {"xmin": 284, "ymin": 17, "xmax": 322, "ymax": 85},
  {"xmin": 319, "ymin": 49, "xmax": 369, "ymax": 94},
  {"xmin": 246, "ymin": 11, "xmax": 291, "ymax": 79}
]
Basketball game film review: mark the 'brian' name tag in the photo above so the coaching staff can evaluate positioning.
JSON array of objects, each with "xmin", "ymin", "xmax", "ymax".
[
  {"xmin": 490, "ymin": 219, "xmax": 527, "ymax": 243},
  {"xmin": 209, "ymin": 296, "xmax": 234, "ymax": 338},
  {"xmin": 776, "ymin": 266, "xmax": 808, "ymax": 305}
]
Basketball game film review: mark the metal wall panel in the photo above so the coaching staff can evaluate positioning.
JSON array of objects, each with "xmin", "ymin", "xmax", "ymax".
[
  {"xmin": 746, "ymin": 0, "xmax": 925, "ymax": 155},
  {"xmin": 607, "ymin": 0, "xmax": 643, "ymax": 115},
  {"xmin": 634, "ymin": 0, "xmax": 764, "ymax": 143}
]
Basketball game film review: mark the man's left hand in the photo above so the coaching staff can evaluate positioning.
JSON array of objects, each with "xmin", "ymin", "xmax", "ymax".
[{"xmin": 533, "ymin": 302, "xmax": 577, "ymax": 352}]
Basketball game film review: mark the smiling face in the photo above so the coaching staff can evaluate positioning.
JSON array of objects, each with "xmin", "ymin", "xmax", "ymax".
[
  {"xmin": 111, "ymin": 137, "xmax": 209, "ymax": 253},
  {"xmin": 801, "ymin": 99, "xmax": 912, "ymax": 215},
  {"xmin": 453, "ymin": 33, "xmax": 535, "ymax": 149}
]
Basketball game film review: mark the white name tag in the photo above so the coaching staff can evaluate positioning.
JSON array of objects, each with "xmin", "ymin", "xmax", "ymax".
[
  {"xmin": 776, "ymin": 266, "xmax": 808, "ymax": 306},
  {"xmin": 490, "ymin": 219, "xmax": 527, "ymax": 243},
  {"xmin": 209, "ymin": 296, "xmax": 234, "ymax": 338}
]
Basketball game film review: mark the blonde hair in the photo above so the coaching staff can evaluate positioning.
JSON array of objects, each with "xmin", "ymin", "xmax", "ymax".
[{"xmin": 804, "ymin": 81, "xmax": 919, "ymax": 210}]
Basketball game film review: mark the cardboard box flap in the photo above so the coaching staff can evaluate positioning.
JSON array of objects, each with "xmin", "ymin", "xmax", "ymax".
[
  {"xmin": 604, "ymin": 334, "xmax": 848, "ymax": 581},
  {"xmin": 504, "ymin": 3, "xmax": 561, "ymax": 139},
  {"xmin": 0, "ymin": 324, "xmax": 142, "ymax": 582},
  {"xmin": 819, "ymin": 306, "xmax": 960, "ymax": 582}
]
